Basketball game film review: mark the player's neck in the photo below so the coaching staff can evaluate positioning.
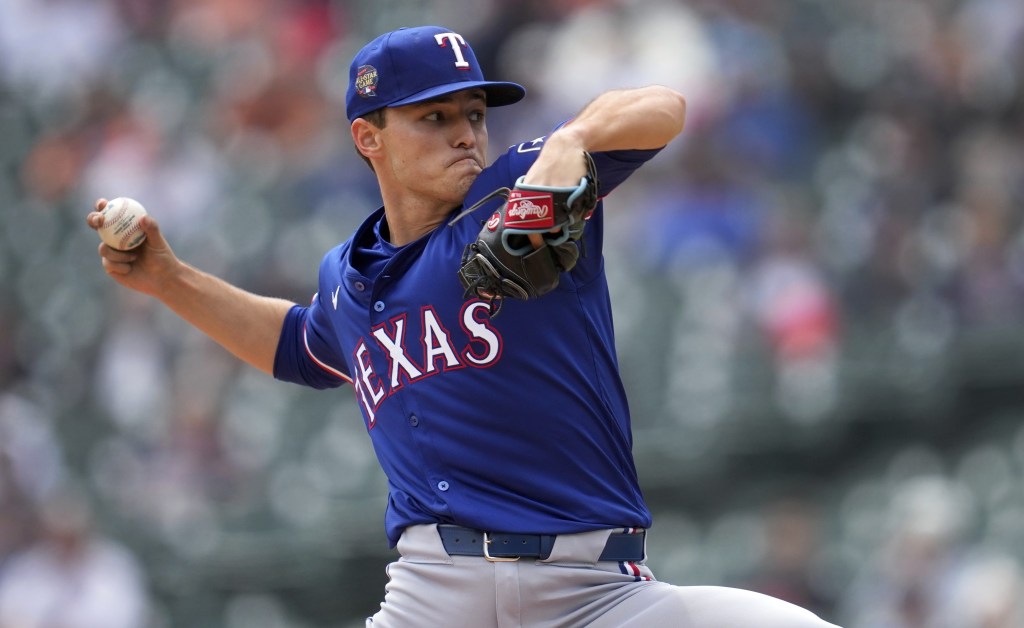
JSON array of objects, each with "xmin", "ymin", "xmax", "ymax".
[{"xmin": 380, "ymin": 203, "xmax": 452, "ymax": 247}]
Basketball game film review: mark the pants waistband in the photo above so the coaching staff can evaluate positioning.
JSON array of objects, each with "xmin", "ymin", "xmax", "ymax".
[{"xmin": 437, "ymin": 525, "xmax": 646, "ymax": 562}]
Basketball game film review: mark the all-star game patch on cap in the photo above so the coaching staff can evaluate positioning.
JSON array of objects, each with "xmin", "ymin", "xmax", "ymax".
[{"xmin": 345, "ymin": 25, "xmax": 526, "ymax": 122}]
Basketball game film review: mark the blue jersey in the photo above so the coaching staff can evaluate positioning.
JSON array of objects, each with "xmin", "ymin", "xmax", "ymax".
[{"xmin": 274, "ymin": 135, "xmax": 662, "ymax": 546}]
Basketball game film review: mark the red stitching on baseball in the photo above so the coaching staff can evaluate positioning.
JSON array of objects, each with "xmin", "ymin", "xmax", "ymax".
[
  {"xmin": 102, "ymin": 200, "xmax": 145, "ymax": 249},
  {"xmin": 120, "ymin": 223, "xmax": 143, "ymax": 249}
]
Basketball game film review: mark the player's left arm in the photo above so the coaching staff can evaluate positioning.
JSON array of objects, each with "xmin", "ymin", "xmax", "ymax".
[{"xmin": 521, "ymin": 85, "xmax": 686, "ymax": 188}]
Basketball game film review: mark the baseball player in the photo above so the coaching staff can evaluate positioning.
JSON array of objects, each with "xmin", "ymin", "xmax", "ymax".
[{"xmin": 88, "ymin": 25, "xmax": 839, "ymax": 627}]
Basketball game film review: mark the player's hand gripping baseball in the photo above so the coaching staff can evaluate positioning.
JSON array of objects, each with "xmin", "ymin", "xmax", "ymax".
[{"xmin": 87, "ymin": 198, "xmax": 180, "ymax": 298}]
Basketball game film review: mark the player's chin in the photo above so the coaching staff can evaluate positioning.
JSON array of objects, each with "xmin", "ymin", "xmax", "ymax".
[{"xmin": 447, "ymin": 171, "xmax": 480, "ymax": 199}]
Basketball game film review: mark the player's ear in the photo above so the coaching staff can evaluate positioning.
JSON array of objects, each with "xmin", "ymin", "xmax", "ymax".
[{"xmin": 351, "ymin": 117, "xmax": 383, "ymax": 161}]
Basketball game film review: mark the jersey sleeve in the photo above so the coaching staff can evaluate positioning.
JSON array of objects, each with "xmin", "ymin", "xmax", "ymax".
[
  {"xmin": 589, "ymin": 148, "xmax": 663, "ymax": 197},
  {"xmin": 273, "ymin": 294, "xmax": 352, "ymax": 389},
  {"xmin": 504, "ymin": 131, "xmax": 662, "ymax": 196}
]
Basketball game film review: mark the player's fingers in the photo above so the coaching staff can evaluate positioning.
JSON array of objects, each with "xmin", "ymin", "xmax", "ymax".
[
  {"xmin": 101, "ymin": 256, "xmax": 135, "ymax": 276},
  {"xmin": 86, "ymin": 211, "xmax": 104, "ymax": 230},
  {"xmin": 98, "ymin": 242, "xmax": 138, "ymax": 262},
  {"xmin": 87, "ymin": 199, "xmax": 110, "ymax": 229},
  {"xmin": 137, "ymin": 214, "xmax": 169, "ymax": 250}
]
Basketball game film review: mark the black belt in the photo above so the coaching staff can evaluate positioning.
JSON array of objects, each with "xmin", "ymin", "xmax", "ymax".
[{"xmin": 437, "ymin": 525, "xmax": 645, "ymax": 562}]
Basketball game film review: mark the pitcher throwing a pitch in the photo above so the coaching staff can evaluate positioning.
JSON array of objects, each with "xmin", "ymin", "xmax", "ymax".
[{"xmin": 88, "ymin": 25, "xmax": 840, "ymax": 627}]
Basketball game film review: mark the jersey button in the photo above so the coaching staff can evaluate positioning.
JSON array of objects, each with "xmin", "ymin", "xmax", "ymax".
[
  {"xmin": 409, "ymin": 415, "xmax": 419, "ymax": 427},
  {"xmin": 437, "ymin": 481, "xmax": 449, "ymax": 492},
  {"xmin": 373, "ymin": 301, "xmax": 385, "ymax": 312},
  {"xmin": 353, "ymin": 281, "xmax": 365, "ymax": 291}
]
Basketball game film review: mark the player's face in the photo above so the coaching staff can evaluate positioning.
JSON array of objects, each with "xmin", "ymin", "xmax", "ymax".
[{"xmin": 379, "ymin": 89, "xmax": 489, "ymax": 207}]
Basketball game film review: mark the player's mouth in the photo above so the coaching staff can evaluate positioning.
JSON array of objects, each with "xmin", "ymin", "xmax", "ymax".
[{"xmin": 448, "ymin": 154, "xmax": 482, "ymax": 169}]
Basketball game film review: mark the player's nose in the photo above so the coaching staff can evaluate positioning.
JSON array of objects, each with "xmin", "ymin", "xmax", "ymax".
[{"xmin": 450, "ymin": 117, "xmax": 479, "ymax": 149}]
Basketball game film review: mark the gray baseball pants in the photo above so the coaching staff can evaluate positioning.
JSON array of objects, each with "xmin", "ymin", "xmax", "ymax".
[{"xmin": 366, "ymin": 524, "xmax": 841, "ymax": 627}]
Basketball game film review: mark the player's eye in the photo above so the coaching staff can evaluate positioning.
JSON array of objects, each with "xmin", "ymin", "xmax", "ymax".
[
  {"xmin": 469, "ymin": 110, "xmax": 485, "ymax": 122},
  {"xmin": 424, "ymin": 112, "xmax": 443, "ymax": 122}
]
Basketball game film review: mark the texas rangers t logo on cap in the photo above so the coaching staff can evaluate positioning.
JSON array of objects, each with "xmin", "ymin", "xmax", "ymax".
[{"xmin": 434, "ymin": 32, "xmax": 470, "ymax": 69}]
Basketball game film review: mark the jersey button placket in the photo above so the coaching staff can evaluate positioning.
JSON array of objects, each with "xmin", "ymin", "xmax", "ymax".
[
  {"xmin": 409, "ymin": 414, "xmax": 419, "ymax": 427},
  {"xmin": 373, "ymin": 300, "xmax": 385, "ymax": 312},
  {"xmin": 436, "ymin": 481, "xmax": 449, "ymax": 492}
]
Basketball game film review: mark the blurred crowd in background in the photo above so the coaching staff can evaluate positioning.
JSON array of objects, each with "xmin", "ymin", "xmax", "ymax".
[{"xmin": 1, "ymin": 0, "xmax": 1023, "ymax": 626}]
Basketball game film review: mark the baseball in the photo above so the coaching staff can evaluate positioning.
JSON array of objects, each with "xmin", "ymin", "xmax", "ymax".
[{"xmin": 98, "ymin": 197, "xmax": 148, "ymax": 251}]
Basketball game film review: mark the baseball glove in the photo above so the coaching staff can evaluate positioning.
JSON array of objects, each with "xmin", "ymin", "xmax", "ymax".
[{"xmin": 452, "ymin": 151, "xmax": 599, "ymax": 316}]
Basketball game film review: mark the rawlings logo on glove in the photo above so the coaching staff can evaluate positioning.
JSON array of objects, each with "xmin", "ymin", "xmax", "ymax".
[
  {"xmin": 505, "ymin": 195, "xmax": 553, "ymax": 227},
  {"xmin": 450, "ymin": 151, "xmax": 599, "ymax": 316}
]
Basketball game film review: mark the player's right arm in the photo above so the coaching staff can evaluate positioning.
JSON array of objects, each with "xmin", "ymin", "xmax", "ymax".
[
  {"xmin": 87, "ymin": 199, "xmax": 293, "ymax": 376},
  {"xmin": 524, "ymin": 85, "xmax": 686, "ymax": 189}
]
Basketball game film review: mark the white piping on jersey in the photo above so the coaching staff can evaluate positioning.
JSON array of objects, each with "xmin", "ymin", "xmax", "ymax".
[{"xmin": 303, "ymin": 322, "xmax": 353, "ymax": 383}]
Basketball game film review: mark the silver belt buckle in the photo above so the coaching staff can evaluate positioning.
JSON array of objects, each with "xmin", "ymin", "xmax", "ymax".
[{"xmin": 482, "ymin": 532, "xmax": 519, "ymax": 562}]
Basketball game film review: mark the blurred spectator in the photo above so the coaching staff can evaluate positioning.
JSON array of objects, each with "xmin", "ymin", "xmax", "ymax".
[
  {"xmin": 745, "ymin": 195, "xmax": 840, "ymax": 423},
  {"xmin": 742, "ymin": 497, "xmax": 838, "ymax": 620},
  {"xmin": 0, "ymin": 487, "xmax": 150, "ymax": 628},
  {"xmin": 949, "ymin": 125, "xmax": 1024, "ymax": 326},
  {"xmin": 946, "ymin": 553, "xmax": 1024, "ymax": 628},
  {"xmin": 0, "ymin": 393, "xmax": 63, "ymax": 578},
  {"xmin": 838, "ymin": 475, "xmax": 982, "ymax": 628},
  {"xmin": 0, "ymin": 452, "xmax": 35, "ymax": 570},
  {"xmin": 746, "ymin": 198, "xmax": 838, "ymax": 363},
  {"xmin": 0, "ymin": 0, "xmax": 126, "ymax": 101},
  {"xmin": 0, "ymin": 394, "xmax": 63, "ymax": 505}
]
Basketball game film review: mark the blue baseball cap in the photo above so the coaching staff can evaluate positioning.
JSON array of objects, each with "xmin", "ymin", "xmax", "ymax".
[{"xmin": 346, "ymin": 26, "xmax": 526, "ymax": 122}]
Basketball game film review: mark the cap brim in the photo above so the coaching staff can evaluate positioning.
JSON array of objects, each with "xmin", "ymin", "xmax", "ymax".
[{"xmin": 389, "ymin": 80, "xmax": 526, "ymax": 109}]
